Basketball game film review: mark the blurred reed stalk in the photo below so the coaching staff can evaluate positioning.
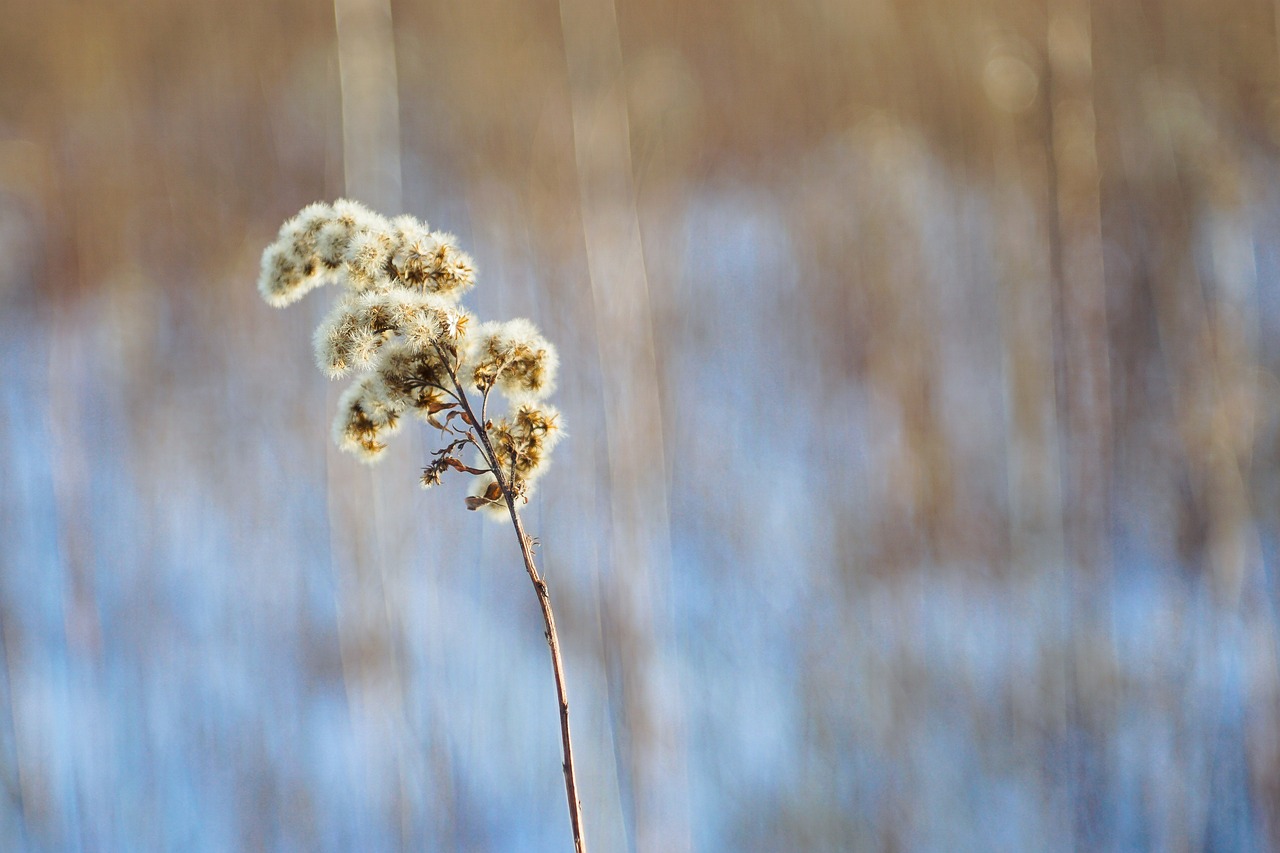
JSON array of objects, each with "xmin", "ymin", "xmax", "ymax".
[
  {"xmin": 331, "ymin": 0, "xmax": 415, "ymax": 841},
  {"xmin": 557, "ymin": 0, "xmax": 691, "ymax": 845}
]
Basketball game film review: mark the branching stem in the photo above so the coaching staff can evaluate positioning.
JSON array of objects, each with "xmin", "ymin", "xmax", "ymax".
[{"xmin": 438, "ymin": 345, "xmax": 588, "ymax": 853}]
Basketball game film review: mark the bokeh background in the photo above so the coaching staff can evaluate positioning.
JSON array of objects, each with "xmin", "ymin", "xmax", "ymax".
[{"xmin": 3, "ymin": 0, "xmax": 1280, "ymax": 850}]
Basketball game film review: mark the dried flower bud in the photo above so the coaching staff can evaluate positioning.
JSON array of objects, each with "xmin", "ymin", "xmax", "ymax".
[
  {"xmin": 332, "ymin": 373, "xmax": 406, "ymax": 462},
  {"xmin": 475, "ymin": 403, "xmax": 563, "ymax": 507},
  {"xmin": 469, "ymin": 319, "xmax": 558, "ymax": 402},
  {"xmin": 314, "ymin": 290, "xmax": 461, "ymax": 377},
  {"xmin": 377, "ymin": 339, "xmax": 455, "ymax": 420},
  {"xmin": 386, "ymin": 226, "xmax": 475, "ymax": 301},
  {"xmin": 465, "ymin": 479, "xmax": 506, "ymax": 511},
  {"xmin": 257, "ymin": 202, "xmax": 336, "ymax": 306},
  {"xmin": 421, "ymin": 232, "xmax": 476, "ymax": 300},
  {"xmin": 344, "ymin": 229, "xmax": 397, "ymax": 291},
  {"xmin": 420, "ymin": 465, "xmax": 444, "ymax": 489}
]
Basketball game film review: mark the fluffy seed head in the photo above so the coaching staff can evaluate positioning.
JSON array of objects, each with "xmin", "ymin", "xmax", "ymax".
[
  {"xmin": 481, "ymin": 403, "xmax": 564, "ymax": 503},
  {"xmin": 469, "ymin": 319, "xmax": 558, "ymax": 402},
  {"xmin": 262, "ymin": 200, "xmax": 562, "ymax": 498},
  {"xmin": 344, "ymin": 230, "xmax": 396, "ymax": 291},
  {"xmin": 422, "ymin": 233, "xmax": 476, "ymax": 300},
  {"xmin": 376, "ymin": 339, "xmax": 455, "ymax": 419},
  {"xmin": 257, "ymin": 202, "xmax": 338, "ymax": 306},
  {"xmin": 313, "ymin": 309, "xmax": 357, "ymax": 378},
  {"xmin": 332, "ymin": 373, "xmax": 406, "ymax": 462}
]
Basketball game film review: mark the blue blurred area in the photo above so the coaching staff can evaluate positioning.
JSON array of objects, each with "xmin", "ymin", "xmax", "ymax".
[{"xmin": 3, "ymin": 0, "xmax": 1280, "ymax": 850}]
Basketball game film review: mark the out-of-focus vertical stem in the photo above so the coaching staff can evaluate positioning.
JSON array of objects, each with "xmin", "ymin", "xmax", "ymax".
[
  {"xmin": 330, "ymin": 0, "xmax": 410, "ymax": 843},
  {"xmin": 334, "ymin": 0, "xmax": 401, "ymax": 212},
  {"xmin": 1137, "ymin": 39, "xmax": 1272, "ymax": 846},
  {"xmin": 988, "ymin": 68, "xmax": 1070, "ymax": 853},
  {"xmin": 1042, "ymin": 7, "xmax": 1112, "ymax": 847},
  {"xmin": 557, "ymin": 0, "xmax": 690, "ymax": 850},
  {"xmin": 1044, "ymin": 2, "xmax": 1112, "ymax": 575},
  {"xmin": 0, "ymin": 600, "xmax": 29, "ymax": 847}
]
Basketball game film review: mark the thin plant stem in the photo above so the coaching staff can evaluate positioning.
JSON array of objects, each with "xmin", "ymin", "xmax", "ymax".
[
  {"xmin": 441, "ymin": 348, "xmax": 588, "ymax": 853},
  {"xmin": 262, "ymin": 201, "xmax": 576, "ymax": 848},
  {"xmin": 503, "ymin": 501, "xmax": 587, "ymax": 853}
]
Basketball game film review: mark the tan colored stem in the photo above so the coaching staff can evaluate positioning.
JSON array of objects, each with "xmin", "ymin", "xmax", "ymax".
[
  {"xmin": 441, "ymin": 354, "xmax": 587, "ymax": 852},
  {"xmin": 505, "ymin": 505, "xmax": 588, "ymax": 853}
]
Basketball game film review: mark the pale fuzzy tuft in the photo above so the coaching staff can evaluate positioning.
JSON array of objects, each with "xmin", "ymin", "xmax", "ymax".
[
  {"xmin": 329, "ymin": 201, "xmax": 392, "ymax": 292},
  {"xmin": 385, "ymin": 291, "xmax": 454, "ymax": 352},
  {"xmin": 258, "ymin": 242, "xmax": 313, "ymax": 307},
  {"xmin": 332, "ymin": 373, "xmax": 406, "ymax": 462},
  {"xmin": 391, "ymin": 214, "xmax": 429, "ymax": 242},
  {"xmin": 312, "ymin": 294, "xmax": 383, "ymax": 377},
  {"xmin": 375, "ymin": 338, "xmax": 454, "ymax": 418},
  {"xmin": 438, "ymin": 305, "xmax": 471, "ymax": 341},
  {"xmin": 470, "ymin": 403, "xmax": 564, "ymax": 517},
  {"xmin": 262, "ymin": 200, "xmax": 563, "ymax": 492},
  {"xmin": 257, "ymin": 202, "xmax": 339, "ymax": 307},
  {"xmin": 344, "ymin": 229, "xmax": 397, "ymax": 291},
  {"xmin": 469, "ymin": 318, "xmax": 558, "ymax": 402},
  {"xmin": 313, "ymin": 290, "xmax": 460, "ymax": 378},
  {"xmin": 332, "ymin": 198, "xmax": 388, "ymax": 232},
  {"xmin": 349, "ymin": 290, "xmax": 446, "ymax": 362},
  {"xmin": 401, "ymin": 305, "xmax": 445, "ymax": 353},
  {"xmin": 347, "ymin": 326, "xmax": 385, "ymax": 370},
  {"xmin": 423, "ymin": 232, "xmax": 476, "ymax": 300},
  {"xmin": 313, "ymin": 311, "xmax": 355, "ymax": 378},
  {"xmin": 293, "ymin": 202, "xmax": 333, "ymax": 228}
]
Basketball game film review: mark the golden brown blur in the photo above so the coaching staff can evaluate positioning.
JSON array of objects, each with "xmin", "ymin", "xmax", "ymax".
[{"xmin": 2, "ymin": 0, "xmax": 1279, "ymax": 850}]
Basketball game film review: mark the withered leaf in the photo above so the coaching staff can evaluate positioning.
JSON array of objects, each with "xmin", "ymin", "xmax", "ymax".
[{"xmin": 441, "ymin": 456, "xmax": 491, "ymax": 476}]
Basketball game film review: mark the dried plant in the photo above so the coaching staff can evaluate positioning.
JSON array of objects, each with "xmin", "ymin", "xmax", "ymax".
[{"xmin": 258, "ymin": 200, "xmax": 586, "ymax": 852}]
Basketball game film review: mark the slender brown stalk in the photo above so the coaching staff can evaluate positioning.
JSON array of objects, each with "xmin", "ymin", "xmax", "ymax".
[
  {"xmin": 442, "ymin": 351, "xmax": 587, "ymax": 853},
  {"xmin": 505, "ymin": 506, "xmax": 588, "ymax": 853}
]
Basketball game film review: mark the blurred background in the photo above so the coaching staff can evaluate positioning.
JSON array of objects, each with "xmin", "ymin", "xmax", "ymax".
[{"xmin": 2, "ymin": 0, "xmax": 1280, "ymax": 850}]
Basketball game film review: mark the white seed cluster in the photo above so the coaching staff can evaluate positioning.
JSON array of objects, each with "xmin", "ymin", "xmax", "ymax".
[
  {"xmin": 259, "ymin": 200, "xmax": 476, "ymax": 307},
  {"xmin": 259, "ymin": 200, "xmax": 562, "ymax": 510}
]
